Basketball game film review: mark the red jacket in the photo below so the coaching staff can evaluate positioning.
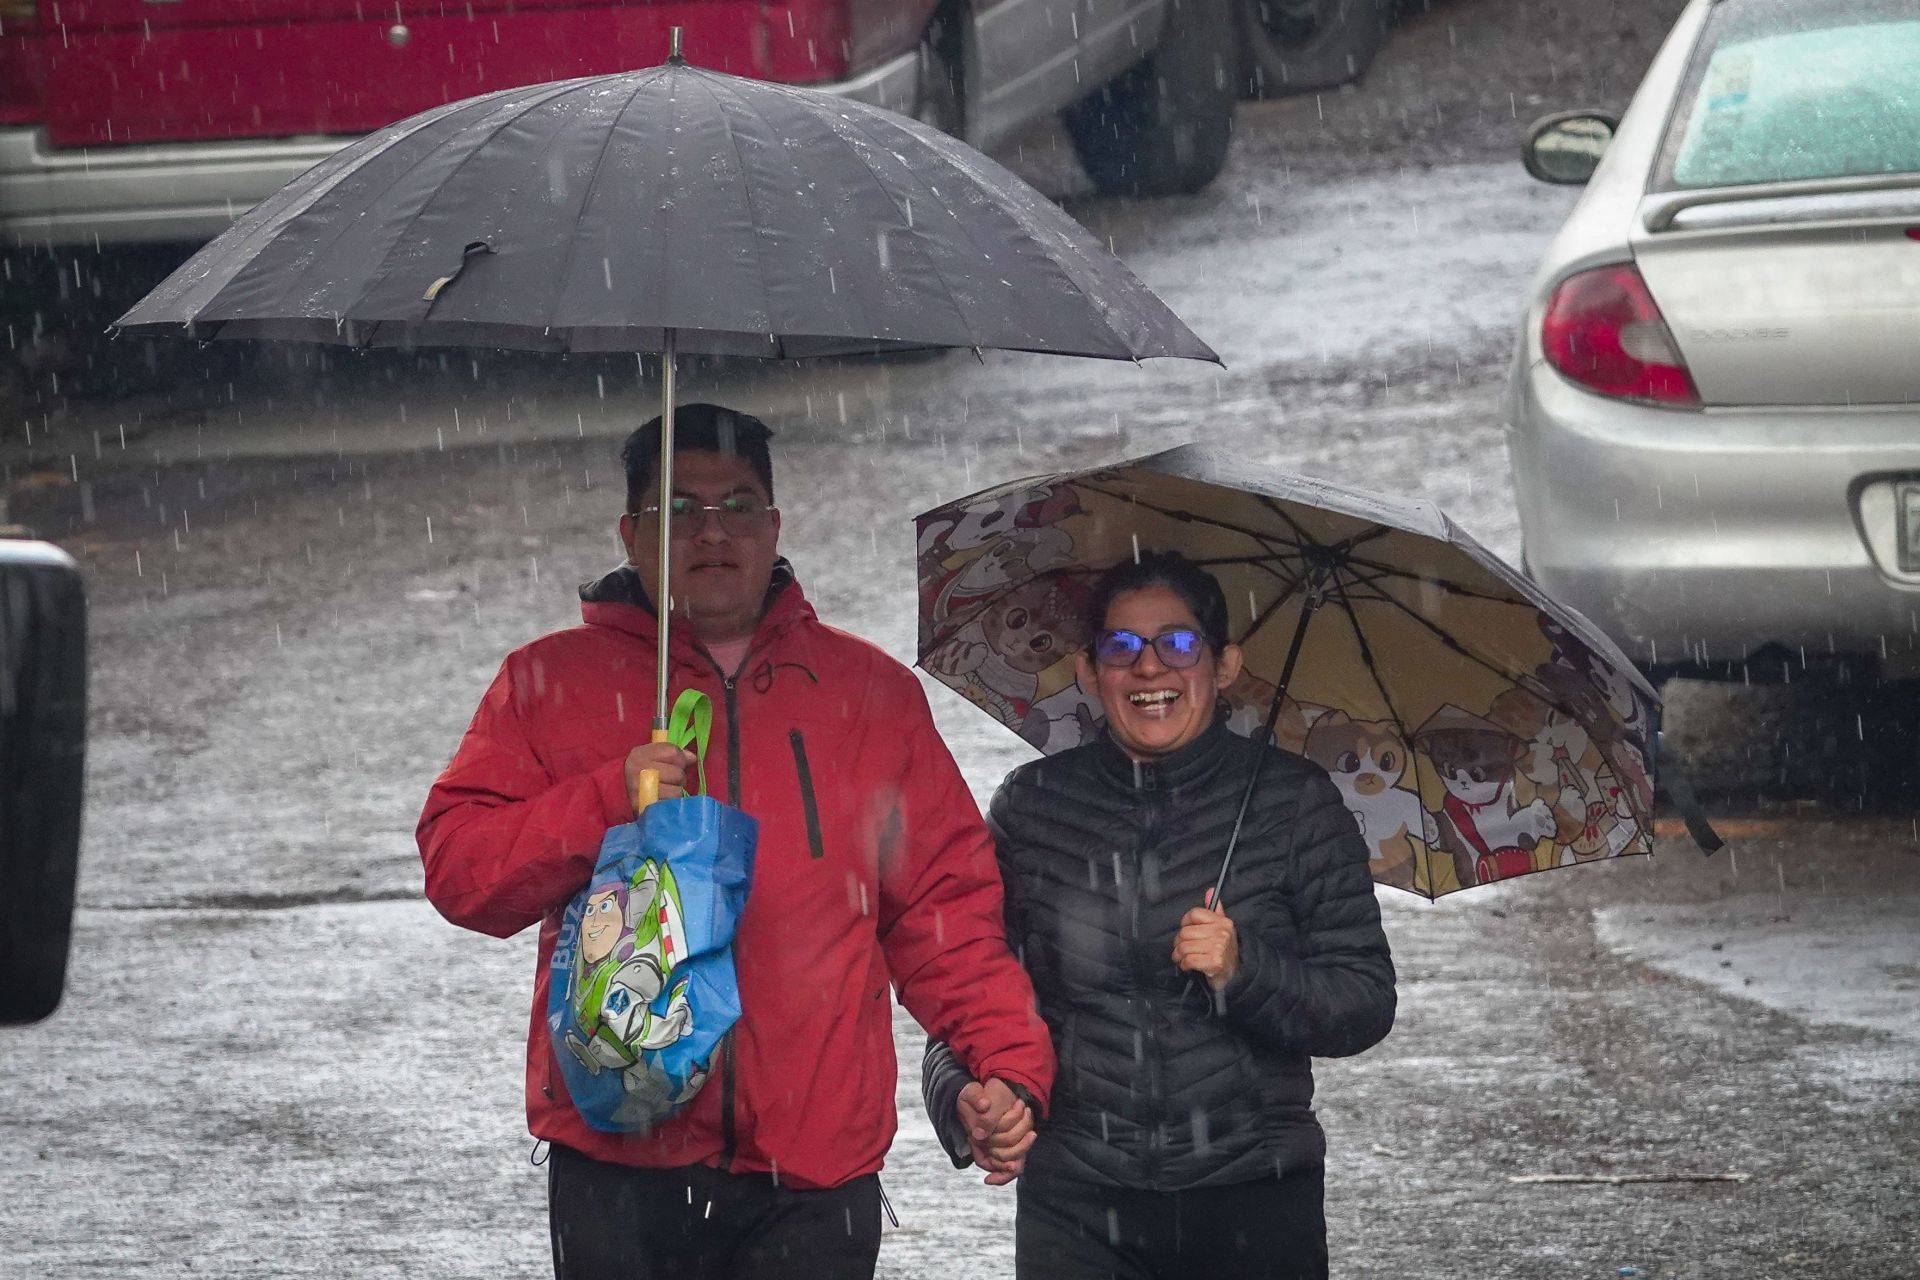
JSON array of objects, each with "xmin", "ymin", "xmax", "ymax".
[{"xmin": 418, "ymin": 565, "xmax": 1053, "ymax": 1189}]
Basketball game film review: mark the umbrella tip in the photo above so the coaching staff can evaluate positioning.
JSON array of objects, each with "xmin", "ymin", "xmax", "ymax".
[{"xmin": 669, "ymin": 26, "xmax": 684, "ymax": 62}]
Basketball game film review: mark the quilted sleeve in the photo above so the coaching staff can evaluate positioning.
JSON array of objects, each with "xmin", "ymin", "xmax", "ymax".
[{"xmin": 1220, "ymin": 769, "xmax": 1397, "ymax": 1057}]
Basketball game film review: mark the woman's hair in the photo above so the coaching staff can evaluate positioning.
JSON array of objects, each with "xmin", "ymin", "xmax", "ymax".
[{"xmin": 1087, "ymin": 550, "xmax": 1230, "ymax": 653}]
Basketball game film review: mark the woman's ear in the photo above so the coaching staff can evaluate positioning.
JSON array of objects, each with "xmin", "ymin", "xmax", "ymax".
[
  {"xmin": 1075, "ymin": 647, "xmax": 1097, "ymax": 695},
  {"xmin": 1215, "ymin": 642, "xmax": 1245, "ymax": 690}
]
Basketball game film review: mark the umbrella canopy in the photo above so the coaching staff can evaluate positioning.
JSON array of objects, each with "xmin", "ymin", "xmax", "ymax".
[
  {"xmin": 112, "ymin": 54, "xmax": 1216, "ymax": 363},
  {"xmin": 916, "ymin": 445, "xmax": 1706, "ymax": 901},
  {"xmin": 114, "ymin": 42, "xmax": 1216, "ymax": 742}
]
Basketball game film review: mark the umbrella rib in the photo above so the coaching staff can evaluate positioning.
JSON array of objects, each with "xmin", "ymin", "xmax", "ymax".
[
  {"xmin": 1336, "ymin": 572, "xmax": 1545, "ymax": 693},
  {"xmin": 1332, "ymin": 525, "xmax": 1396, "ymax": 557},
  {"xmin": 840, "ymin": 115, "xmax": 1135, "ymax": 356},
  {"xmin": 820, "ymin": 103, "xmax": 998, "ymax": 350},
  {"xmin": 693, "ymin": 74, "xmax": 804, "ymax": 354},
  {"xmin": 922, "ymin": 552, "xmax": 1156, "ymax": 654},
  {"xmin": 1343, "ymin": 571, "xmax": 1649, "ymax": 817},
  {"xmin": 1232, "ymin": 569, "xmax": 1309, "ymax": 649},
  {"xmin": 548, "ymin": 69, "xmax": 677, "ymax": 350},
  {"xmin": 692, "ymin": 75, "xmax": 973, "ymax": 352},
  {"xmin": 1257, "ymin": 496, "xmax": 1327, "ymax": 551},
  {"xmin": 1073, "ymin": 483, "xmax": 1313, "ymax": 555},
  {"xmin": 951, "ymin": 142, "xmax": 1210, "ymax": 359},
  {"xmin": 310, "ymin": 79, "xmax": 603, "ymax": 324},
  {"xmin": 1183, "ymin": 553, "xmax": 1309, "ymax": 572},
  {"xmin": 1325, "ymin": 567, "xmax": 1440, "ymax": 900},
  {"xmin": 923, "ymin": 552, "xmax": 1304, "ymax": 656},
  {"xmin": 1338, "ymin": 553, "xmax": 1524, "ymax": 604},
  {"xmin": 166, "ymin": 90, "xmax": 489, "ymax": 323}
]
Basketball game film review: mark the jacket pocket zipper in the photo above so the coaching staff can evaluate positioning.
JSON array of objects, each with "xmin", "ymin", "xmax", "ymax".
[
  {"xmin": 789, "ymin": 729, "xmax": 825, "ymax": 860},
  {"xmin": 718, "ymin": 1027, "xmax": 738, "ymax": 1171}
]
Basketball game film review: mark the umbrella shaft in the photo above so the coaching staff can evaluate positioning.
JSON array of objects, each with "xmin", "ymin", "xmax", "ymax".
[
  {"xmin": 1213, "ymin": 595, "xmax": 1322, "ymax": 908},
  {"xmin": 655, "ymin": 330, "xmax": 678, "ymax": 731}
]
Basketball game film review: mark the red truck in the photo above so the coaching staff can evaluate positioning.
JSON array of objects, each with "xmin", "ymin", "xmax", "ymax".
[
  {"xmin": 0, "ymin": 0, "xmax": 1390, "ymax": 396},
  {"xmin": 0, "ymin": 0, "xmax": 1394, "ymax": 245}
]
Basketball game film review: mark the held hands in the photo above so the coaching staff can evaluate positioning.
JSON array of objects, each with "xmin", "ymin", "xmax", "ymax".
[
  {"xmin": 956, "ymin": 1078, "xmax": 1035, "ymax": 1186},
  {"xmin": 1172, "ymin": 889, "xmax": 1240, "ymax": 992},
  {"xmin": 623, "ymin": 742, "xmax": 698, "ymax": 810}
]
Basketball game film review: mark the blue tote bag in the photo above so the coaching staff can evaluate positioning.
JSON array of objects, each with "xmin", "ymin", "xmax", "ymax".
[{"xmin": 546, "ymin": 690, "xmax": 757, "ymax": 1133}]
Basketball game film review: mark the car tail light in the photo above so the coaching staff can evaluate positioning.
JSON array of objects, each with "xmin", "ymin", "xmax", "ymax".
[{"xmin": 1541, "ymin": 263, "xmax": 1700, "ymax": 406}]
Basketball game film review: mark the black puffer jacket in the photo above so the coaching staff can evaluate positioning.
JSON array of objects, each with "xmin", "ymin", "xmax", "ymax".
[{"xmin": 924, "ymin": 717, "xmax": 1395, "ymax": 1191}]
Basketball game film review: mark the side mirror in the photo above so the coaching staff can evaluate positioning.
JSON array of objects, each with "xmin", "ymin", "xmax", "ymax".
[
  {"xmin": 1523, "ymin": 111, "xmax": 1619, "ymax": 185},
  {"xmin": 0, "ymin": 537, "xmax": 87, "ymax": 1026}
]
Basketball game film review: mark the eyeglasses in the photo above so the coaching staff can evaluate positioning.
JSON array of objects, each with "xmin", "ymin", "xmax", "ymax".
[
  {"xmin": 631, "ymin": 494, "xmax": 778, "ymax": 538},
  {"xmin": 1092, "ymin": 628, "xmax": 1208, "ymax": 669}
]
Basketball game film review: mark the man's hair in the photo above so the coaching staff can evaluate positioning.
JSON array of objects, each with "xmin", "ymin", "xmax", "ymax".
[
  {"xmin": 1087, "ymin": 549, "xmax": 1230, "ymax": 653},
  {"xmin": 621, "ymin": 403, "xmax": 775, "ymax": 512}
]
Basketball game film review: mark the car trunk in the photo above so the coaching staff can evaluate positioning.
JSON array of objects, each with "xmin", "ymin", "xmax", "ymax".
[
  {"xmin": 38, "ymin": 0, "xmax": 773, "ymax": 148},
  {"xmin": 1634, "ymin": 189, "xmax": 1920, "ymax": 407}
]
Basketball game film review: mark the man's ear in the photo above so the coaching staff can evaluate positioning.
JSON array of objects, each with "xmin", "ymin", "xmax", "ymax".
[
  {"xmin": 1214, "ymin": 642, "xmax": 1245, "ymax": 690},
  {"xmin": 617, "ymin": 512, "xmax": 639, "ymax": 565},
  {"xmin": 1075, "ymin": 648, "xmax": 1096, "ymax": 696}
]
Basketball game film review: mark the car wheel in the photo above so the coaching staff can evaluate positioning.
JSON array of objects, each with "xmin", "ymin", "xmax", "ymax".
[
  {"xmin": 1061, "ymin": 0, "xmax": 1236, "ymax": 198},
  {"xmin": 912, "ymin": 12, "xmax": 965, "ymax": 138},
  {"xmin": 1840, "ymin": 677, "xmax": 1920, "ymax": 808},
  {"xmin": 1738, "ymin": 671, "xmax": 1920, "ymax": 810},
  {"xmin": 1237, "ymin": 0, "xmax": 1393, "ymax": 98}
]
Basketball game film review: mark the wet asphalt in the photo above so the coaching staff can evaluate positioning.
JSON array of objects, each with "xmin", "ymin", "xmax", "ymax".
[{"xmin": 3, "ymin": 1, "xmax": 1916, "ymax": 1276}]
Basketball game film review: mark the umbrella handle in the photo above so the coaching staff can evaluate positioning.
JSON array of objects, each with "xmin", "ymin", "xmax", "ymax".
[
  {"xmin": 630, "ymin": 691, "xmax": 713, "ymax": 812},
  {"xmin": 632, "ymin": 728, "xmax": 672, "ymax": 813}
]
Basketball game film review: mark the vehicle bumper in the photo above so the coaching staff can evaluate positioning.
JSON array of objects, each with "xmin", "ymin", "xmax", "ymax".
[
  {"xmin": 1505, "ymin": 358, "xmax": 1920, "ymax": 672},
  {"xmin": 0, "ymin": 52, "xmax": 919, "ymax": 250}
]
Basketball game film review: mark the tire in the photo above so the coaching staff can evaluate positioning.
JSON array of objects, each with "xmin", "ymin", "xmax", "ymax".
[
  {"xmin": 1822, "ymin": 676, "xmax": 1920, "ymax": 810},
  {"xmin": 912, "ymin": 11, "xmax": 966, "ymax": 138},
  {"xmin": 1062, "ymin": 0, "xmax": 1236, "ymax": 198},
  {"xmin": 1237, "ymin": 0, "xmax": 1393, "ymax": 97}
]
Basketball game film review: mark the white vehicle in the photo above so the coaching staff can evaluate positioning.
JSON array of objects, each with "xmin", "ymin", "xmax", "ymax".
[{"xmin": 1504, "ymin": 0, "xmax": 1920, "ymax": 785}]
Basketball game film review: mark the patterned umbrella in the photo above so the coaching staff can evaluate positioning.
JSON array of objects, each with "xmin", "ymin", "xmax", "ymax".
[{"xmin": 916, "ymin": 445, "xmax": 1718, "ymax": 900}]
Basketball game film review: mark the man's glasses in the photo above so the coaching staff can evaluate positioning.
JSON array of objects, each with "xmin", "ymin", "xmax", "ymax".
[
  {"xmin": 632, "ymin": 494, "xmax": 778, "ymax": 538},
  {"xmin": 1092, "ymin": 628, "xmax": 1207, "ymax": 669}
]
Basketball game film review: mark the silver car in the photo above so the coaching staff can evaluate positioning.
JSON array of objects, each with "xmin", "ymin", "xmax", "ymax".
[{"xmin": 1504, "ymin": 0, "xmax": 1920, "ymax": 693}]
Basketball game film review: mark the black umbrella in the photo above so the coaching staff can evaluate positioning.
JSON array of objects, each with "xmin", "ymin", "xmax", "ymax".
[{"xmin": 115, "ymin": 33, "xmax": 1216, "ymax": 766}]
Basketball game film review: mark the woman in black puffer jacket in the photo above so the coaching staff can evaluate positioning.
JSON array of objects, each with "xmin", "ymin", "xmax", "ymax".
[{"xmin": 924, "ymin": 550, "xmax": 1395, "ymax": 1280}]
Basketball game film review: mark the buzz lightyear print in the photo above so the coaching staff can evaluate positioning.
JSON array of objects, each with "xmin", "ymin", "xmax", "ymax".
[{"xmin": 561, "ymin": 860, "xmax": 699, "ymax": 1112}]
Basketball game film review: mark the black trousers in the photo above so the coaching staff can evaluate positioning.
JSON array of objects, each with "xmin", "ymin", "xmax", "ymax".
[
  {"xmin": 547, "ymin": 1145, "xmax": 882, "ymax": 1280},
  {"xmin": 1015, "ymin": 1167, "xmax": 1329, "ymax": 1280}
]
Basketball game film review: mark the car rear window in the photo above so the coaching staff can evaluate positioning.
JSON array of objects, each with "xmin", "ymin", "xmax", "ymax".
[{"xmin": 1656, "ymin": 0, "xmax": 1920, "ymax": 190}]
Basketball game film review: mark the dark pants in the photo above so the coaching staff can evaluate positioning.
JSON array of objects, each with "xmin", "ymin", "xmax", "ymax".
[
  {"xmin": 547, "ymin": 1145, "xmax": 882, "ymax": 1280},
  {"xmin": 1015, "ymin": 1167, "xmax": 1329, "ymax": 1280}
]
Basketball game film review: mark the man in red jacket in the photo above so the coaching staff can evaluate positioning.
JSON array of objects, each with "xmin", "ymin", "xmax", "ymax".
[{"xmin": 418, "ymin": 404, "xmax": 1053, "ymax": 1280}]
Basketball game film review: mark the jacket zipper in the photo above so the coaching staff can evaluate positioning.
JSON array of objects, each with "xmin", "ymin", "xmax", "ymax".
[
  {"xmin": 717, "ymin": 669, "xmax": 743, "ymax": 1171},
  {"xmin": 1129, "ymin": 800, "xmax": 1166, "ymax": 1188},
  {"xmin": 788, "ymin": 729, "xmax": 825, "ymax": 859}
]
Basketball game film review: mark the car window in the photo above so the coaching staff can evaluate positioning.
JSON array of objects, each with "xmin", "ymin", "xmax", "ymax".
[{"xmin": 1655, "ymin": 0, "xmax": 1920, "ymax": 190}]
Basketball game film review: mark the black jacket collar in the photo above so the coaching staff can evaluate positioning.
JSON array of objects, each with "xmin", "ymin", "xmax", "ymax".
[
  {"xmin": 1093, "ymin": 709, "xmax": 1236, "ymax": 794},
  {"xmin": 579, "ymin": 558, "xmax": 797, "ymax": 612}
]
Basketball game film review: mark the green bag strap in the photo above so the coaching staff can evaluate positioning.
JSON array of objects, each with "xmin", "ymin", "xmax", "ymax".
[{"xmin": 665, "ymin": 688, "xmax": 712, "ymax": 797}]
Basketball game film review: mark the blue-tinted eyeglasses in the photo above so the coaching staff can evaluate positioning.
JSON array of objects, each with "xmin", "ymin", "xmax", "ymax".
[{"xmin": 1092, "ymin": 628, "xmax": 1207, "ymax": 669}]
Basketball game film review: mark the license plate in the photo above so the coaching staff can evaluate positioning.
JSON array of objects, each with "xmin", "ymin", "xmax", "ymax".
[{"xmin": 1902, "ymin": 483, "xmax": 1920, "ymax": 575}]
